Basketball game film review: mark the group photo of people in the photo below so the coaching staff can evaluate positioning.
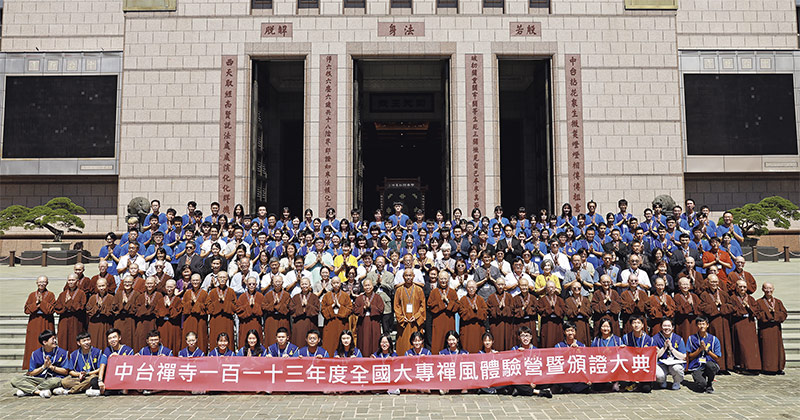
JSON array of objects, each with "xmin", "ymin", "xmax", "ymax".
[{"xmin": 14, "ymin": 198, "xmax": 788, "ymax": 398}]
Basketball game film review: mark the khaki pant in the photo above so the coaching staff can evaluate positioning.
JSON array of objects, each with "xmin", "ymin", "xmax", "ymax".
[
  {"xmin": 10, "ymin": 376, "xmax": 63, "ymax": 394},
  {"xmin": 66, "ymin": 375, "xmax": 98, "ymax": 394}
]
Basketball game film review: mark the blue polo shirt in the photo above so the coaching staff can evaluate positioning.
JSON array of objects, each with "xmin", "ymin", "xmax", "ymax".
[
  {"xmin": 67, "ymin": 347, "xmax": 102, "ymax": 373},
  {"xmin": 178, "ymin": 347, "xmax": 205, "ymax": 357},
  {"xmin": 651, "ymin": 332, "xmax": 687, "ymax": 363},
  {"xmin": 139, "ymin": 345, "xmax": 173, "ymax": 356},
  {"xmin": 294, "ymin": 346, "xmax": 329, "ymax": 358},
  {"xmin": 28, "ymin": 347, "xmax": 70, "ymax": 378},
  {"xmin": 686, "ymin": 333, "xmax": 721, "ymax": 371},
  {"xmin": 99, "ymin": 344, "xmax": 134, "ymax": 365},
  {"xmin": 622, "ymin": 332, "xmax": 653, "ymax": 347},
  {"xmin": 268, "ymin": 342, "xmax": 299, "ymax": 358}
]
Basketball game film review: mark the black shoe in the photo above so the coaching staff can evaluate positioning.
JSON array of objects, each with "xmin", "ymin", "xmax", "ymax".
[
  {"xmin": 705, "ymin": 386, "xmax": 715, "ymax": 394},
  {"xmin": 640, "ymin": 384, "xmax": 652, "ymax": 393},
  {"xmin": 511, "ymin": 388, "xmax": 519, "ymax": 397},
  {"xmin": 777, "ymin": 370, "xmax": 786, "ymax": 375},
  {"xmin": 539, "ymin": 388, "xmax": 553, "ymax": 398}
]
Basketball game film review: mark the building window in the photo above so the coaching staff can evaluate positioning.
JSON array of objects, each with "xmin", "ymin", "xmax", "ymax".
[
  {"xmin": 529, "ymin": 0, "xmax": 548, "ymax": 8},
  {"xmin": 344, "ymin": 0, "xmax": 365, "ymax": 7},
  {"xmin": 483, "ymin": 0, "xmax": 502, "ymax": 8},
  {"xmin": 438, "ymin": 0, "xmax": 457, "ymax": 8},
  {"xmin": 298, "ymin": 0, "xmax": 318, "ymax": 8},
  {"xmin": 391, "ymin": 0, "xmax": 412, "ymax": 8},
  {"xmin": 252, "ymin": 0, "xmax": 273, "ymax": 9}
]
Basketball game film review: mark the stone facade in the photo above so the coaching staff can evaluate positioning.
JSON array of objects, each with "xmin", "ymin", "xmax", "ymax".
[{"xmin": 0, "ymin": 0, "xmax": 798, "ymax": 237}]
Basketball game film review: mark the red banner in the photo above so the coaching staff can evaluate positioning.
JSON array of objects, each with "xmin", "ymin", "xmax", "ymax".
[{"xmin": 105, "ymin": 347, "xmax": 656, "ymax": 392}]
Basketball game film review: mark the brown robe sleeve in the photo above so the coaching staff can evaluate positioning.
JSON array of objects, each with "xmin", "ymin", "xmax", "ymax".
[
  {"xmin": 427, "ymin": 288, "xmax": 446, "ymax": 314},
  {"xmin": 25, "ymin": 291, "xmax": 55, "ymax": 315},
  {"xmin": 291, "ymin": 293, "xmax": 321, "ymax": 318},
  {"xmin": 322, "ymin": 291, "xmax": 352, "ymax": 321},
  {"xmin": 458, "ymin": 295, "xmax": 487, "ymax": 321},
  {"xmin": 513, "ymin": 294, "xmax": 538, "ymax": 318},
  {"xmin": 86, "ymin": 295, "xmax": 101, "ymax": 318},
  {"xmin": 136, "ymin": 292, "xmax": 163, "ymax": 317},
  {"xmin": 183, "ymin": 289, "xmax": 207, "ymax": 316},
  {"xmin": 674, "ymin": 292, "xmax": 699, "ymax": 316},
  {"xmin": 537, "ymin": 296, "xmax": 565, "ymax": 318}
]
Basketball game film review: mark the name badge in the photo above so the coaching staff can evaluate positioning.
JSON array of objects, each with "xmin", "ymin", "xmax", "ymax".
[
  {"xmin": 577, "ymin": 315, "xmax": 584, "ymax": 319},
  {"xmin": 742, "ymin": 313, "xmax": 748, "ymax": 318},
  {"xmin": 406, "ymin": 303, "xmax": 413, "ymax": 313},
  {"xmin": 334, "ymin": 307, "xmax": 339, "ymax": 315},
  {"xmin": 365, "ymin": 310, "xmax": 370, "ymax": 317},
  {"xmin": 550, "ymin": 314, "xmax": 557, "ymax": 318},
  {"xmin": 698, "ymin": 357, "xmax": 706, "ymax": 364}
]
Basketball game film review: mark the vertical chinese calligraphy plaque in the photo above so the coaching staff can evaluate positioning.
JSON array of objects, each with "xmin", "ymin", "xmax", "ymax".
[
  {"xmin": 466, "ymin": 54, "xmax": 485, "ymax": 212},
  {"xmin": 219, "ymin": 55, "xmax": 237, "ymax": 216},
  {"xmin": 564, "ymin": 54, "xmax": 585, "ymax": 212},
  {"xmin": 319, "ymin": 55, "xmax": 338, "ymax": 210}
]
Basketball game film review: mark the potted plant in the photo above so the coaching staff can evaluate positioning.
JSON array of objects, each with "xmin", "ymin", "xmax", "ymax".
[
  {"xmin": 721, "ymin": 196, "xmax": 800, "ymax": 247},
  {"xmin": 0, "ymin": 197, "xmax": 86, "ymax": 251}
]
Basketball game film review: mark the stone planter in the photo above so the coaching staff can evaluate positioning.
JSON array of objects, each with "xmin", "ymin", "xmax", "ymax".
[{"xmin": 40, "ymin": 241, "xmax": 72, "ymax": 251}]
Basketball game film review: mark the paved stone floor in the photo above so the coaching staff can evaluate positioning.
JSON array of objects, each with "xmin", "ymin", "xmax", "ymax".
[{"xmin": 0, "ymin": 370, "xmax": 799, "ymax": 419}]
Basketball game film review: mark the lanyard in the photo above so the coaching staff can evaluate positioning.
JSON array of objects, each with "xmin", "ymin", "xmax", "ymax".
[{"xmin": 78, "ymin": 351, "xmax": 95, "ymax": 371}]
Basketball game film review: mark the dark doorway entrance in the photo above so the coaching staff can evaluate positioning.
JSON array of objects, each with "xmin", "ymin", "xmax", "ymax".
[
  {"xmin": 498, "ymin": 59, "xmax": 553, "ymax": 214},
  {"xmin": 250, "ymin": 60, "xmax": 305, "ymax": 215},
  {"xmin": 353, "ymin": 60, "xmax": 450, "ymax": 218}
]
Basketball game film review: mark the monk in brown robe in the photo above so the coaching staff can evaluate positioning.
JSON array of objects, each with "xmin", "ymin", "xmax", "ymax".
[
  {"xmin": 677, "ymin": 256, "xmax": 706, "ymax": 294},
  {"xmin": 156, "ymin": 279, "xmax": 183, "ymax": 354},
  {"xmin": 85, "ymin": 277, "xmax": 114, "ymax": 350},
  {"xmin": 727, "ymin": 256, "xmax": 757, "ymax": 295},
  {"xmin": 538, "ymin": 280, "xmax": 565, "ymax": 348},
  {"xmin": 182, "ymin": 273, "xmax": 209, "ymax": 352},
  {"xmin": 55, "ymin": 273, "xmax": 87, "ymax": 352},
  {"xmin": 590, "ymin": 274, "xmax": 622, "ymax": 337},
  {"xmin": 673, "ymin": 277, "xmax": 700, "ymax": 340},
  {"xmin": 112, "ymin": 275, "xmax": 139, "ymax": 350},
  {"xmin": 206, "ymin": 271, "xmax": 236, "ymax": 351},
  {"xmin": 320, "ymin": 276, "xmax": 353, "ymax": 355},
  {"xmin": 353, "ymin": 277, "xmax": 385, "ymax": 357},
  {"xmin": 730, "ymin": 279, "xmax": 761, "ymax": 372},
  {"xmin": 151, "ymin": 261, "xmax": 173, "ymax": 295},
  {"xmin": 566, "ymin": 282, "xmax": 592, "ymax": 345},
  {"xmin": 289, "ymin": 277, "xmax": 320, "ymax": 347},
  {"xmin": 63, "ymin": 263, "xmax": 92, "ymax": 296},
  {"xmin": 699, "ymin": 274, "xmax": 735, "ymax": 372},
  {"xmin": 133, "ymin": 276, "xmax": 162, "ymax": 350},
  {"xmin": 23, "ymin": 276, "xmax": 56, "ymax": 370},
  {"xmin": 458, "ymin": 279, "xmax": 488, "ymax": 354},
  {"xmin": 620, "ymin": 273, "xmax": 648, "ymax": 334},
  {"xmin": 237, "ymin": 277, "xmax": 264, "ymax": 349},
  {"xmin": 262, "ymin": 275, "xmax": 291, "ymax": 348},
  {"xmin": 487, "ymin": 278, "xmax": 515, "ymax": 351},
  {"xmin": 756, "ymin": 282, "xmax": 787, "ymax": 374},
  {"xmin": 131, "ymin": 264, "xmax": 151, "ymax": 293},
  {"xmin": 513, "ymin": 278, "xmax": 539, "ymax": 348},
  {"xmin": 647, "ymin": 277, "xmax": 676, "ymax": 335},
  {"xmin": 90, "ymin": 260, "xmax": 117, "ymax": 295},
  {"xmin": 394, "ymin": 268, "xmax": 426, "ymax": 356},
  {"xmin": 428, "ymin": 272, "xmax": 458, "ymax": 354}
]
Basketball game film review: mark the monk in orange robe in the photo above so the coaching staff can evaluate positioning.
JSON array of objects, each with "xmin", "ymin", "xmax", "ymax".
[
  {"xmin": 113, "ymin": 275, "xmax": 139, "ymax": 350},
  {"xmin": 512, "ymin": 278, "xmax": 538, "ymax": 348},
  {"xmin": 237, "ymin": 277, "xmax": 264, "ymax": 349},
  {"xmin": 487, "ymin": 277, "xmax": 514, "ymax": 351},
  {"xmin": 458, "ymin": 279, "xmax": 488, "ymax": 354},
  {"xmin": 699, "ymin": 274, "xmax": 735, "ymax": 372},
  {"xmin": 537, "ymin": 279, "xmax": 565, "ymax": 348},
  {"xmin": 55, "ymin": 273, "xmax": 87, "ymax": 352},
  {"xmin": 289, "ymin": 277, "xmax": 320, "ymax": 347},
  {"xmin": 756, "ymin": 282, "xmax": 787, "ymax": 374},
  {"xmin": 590, "ymin": 274, "xmax": 621, "ymax": 337},
  {"xmin": 701, "ymin": 237, "xmax": 733, "ymax": 291},
  {"xmin": 85, "ymin": 277, "xmax": 114, "ymax": 350},
  {"xmin": 156, "ymin": 279, "xmax": 183, "ymax": 354},
  {"xmin": 133, "ymin": 277, "xmax": 163, "ymax": 350},
  {"xmin": 206, "ymin": 272, "xmax": 236, "ymax": 350},
  {"xmin": 619, "ymin": 273, "xmax": 648, "ymax": 334},
  {"xmin": 427, "ymin": 272, "xmax": 458, "ymax": 354},
  {"xmin": 182, "ymin": 274, "xmax": 209, "ymax": 352},
  {"xmin": 321, "ymin": 277, "xmax": 353, "ymax": 355},
  {"xmin": 730, "ymin": 279, "xmax": 761, "ymax": 372},
  {"xmin": 262, "ymin": 275, "xmax": 291, "ymax": 348},
  {"xmin": 353, "ymin": 277, "xmax": 385, "ymax": 357},
  {"xmin": 393, "ymin": 268, "xmax": 426, "ymax": 356},
  {"xmin": 646, "ymin": 277, "xmax": 675, "ymax": 335},
  {"xmin": 23, "ymin": 276, "xmax": 56, "ymax": 369}
]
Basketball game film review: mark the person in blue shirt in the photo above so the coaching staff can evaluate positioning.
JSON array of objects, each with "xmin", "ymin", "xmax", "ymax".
[
  {"xmin": 139, "ymin": 330, "xmax": 173, "ymax": 356},
  {"xmin": 438, "ymin": 330, "xmax": 468, "ymax": 356},
  {"xmin": 590, "ymin": 319, "xmax": 624, "ymax": 392},
  {"xmin": 268, "ymin": 327, "xmax": 299, "ymax": 357},
  {"xmin": 619, "ymin": 316, "xmax": 654, "ymax": 393},
  {"xmin": 11, "ymin": 329, "xmax": 70, "ymax": 398},
  {"xmin": 508, "ymin": 327, "xmax": 552, "ymax": 398},
  {"xmin": 144, "ymin": 199, "xmax": 169, "ymax": 231},
  {"xmin": 651, "ymin": 318, "xmax": 687, "ymax": 390},
  {"xmin": 584, "ymin": 201, "xmax": 604, "ymax": 230},
  {"xmin": 553, "ymin": 322, "xmax": 590, "ymax": 394},
  {"xmin": 96, "ymin": 328, "xmax": 134, "ymax": 396},
  {"xmin": 372, "ymin": 334, "xmax": 397, "ymax": 358},
  {"xmin": 404, "ymin": 332, "xmax": 431, "ymax": 356},
  {"xmin": 388, "ymin": 202, "xmax": 410, "ymax": 229},
  {"xmin": 295, "ymin": 329, "xmax": 329, "ymax": 358},
  {"xmin": 613, "ymin": 199, "xmax": 633, "ymax": 229},
  {"xmin": 334, "ymin": 330, "xmax": 362, "ymax": 358},
  {"xmin": 208, "ymin": 332, "xmax": 234, "ymax": 356},
  {"xmin": 64, "ymin": 331, "xmax": 102, "ymax": 395},
  {"xmin": 237, "ymin": 329, "xmax": 268, "ymax": 357},
  {"xmin": 686, "ymin": 316, "xmax": 721, "ymax": 393},
  {"xmin": 178, "ymin": 331, "xmax": 205, "ymax": 358}
]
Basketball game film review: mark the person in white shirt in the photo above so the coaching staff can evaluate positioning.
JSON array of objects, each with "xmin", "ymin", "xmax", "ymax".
[
  {"xmin": 541, "ymin": 240, "xmax": 570, "ymax": 280},
  {"xmin": 230, "ymin": 257, "xmax": 259, "ymax": 295},
  {"xmin": 618, "ymin": 254, "xmax": 651, "ymax": 291},
  {"xmin": 117, "ymin": 243, "xmax": 146, "ymax": 277},
  {"xmin": 284, "ymin": 256, "xmax": 312, "ymax": 297},
  {"xmin": 503, "ymin": 259, "xmax": 530, "ymax": 296},
  {"xmin": 393, "ymin": 253, "xmax": 425, "ymax": 288},
  {"xmin": 200, "ymin": 226, "xmax": 227, "ymax": 258},
  {"xmin": 490, "ymin": 249, "xmax": 512, "ymax": 277}
]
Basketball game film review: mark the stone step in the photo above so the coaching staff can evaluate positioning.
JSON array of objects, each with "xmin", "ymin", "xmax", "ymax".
[
  {"xmin": 0, "ymin": 338, "xmax": 25, "ymax": 349},
  {"xmin": 0, "ymin": 359, "xmax": 24, "ymax": 373},
  {"xmin": 0, "ymin": 330, "xmax": 27, "ymax": 339},
  {"xmin": 0, "ymin": 349, "xmax": 23, "ymax": 360}
]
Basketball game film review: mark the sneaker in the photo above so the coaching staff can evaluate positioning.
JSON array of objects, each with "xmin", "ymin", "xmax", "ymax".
[
  {"xmin": 52, "ymin": 387, "xmax": 69, "ymax": 396},
  {"xmin": 640, "ymin": 384, "xmax": 652, "ymax": 393},
  {"xmin": 142, "ymin": 390, "xmax": 153, "ymax": 395},
  {"xmin": 14, "ymin": 389, "xmax": 26, "ymax": 397},
  {"xmin": 671, "ymin": 383, "xmax": 681, "ymax": 391},
  {"xmin": 38, "ymin": 389, "xmax": 51, "ymax": 399},
  {"xmin": 539, "ymin": 388, "xmax": 553, "ymax": 398},
  {"xmin": 624, "ymin": 384, "xmax": 637, "ymax": 392},
  {"xmin": 659, "ymin": 382, "xmax": 668, "ymax": 389},
  {"xmin": 85, "ymin": 389, "xmax": 101, "ymax": 397},
  {"xmin": 387, "ymin": 389, "xmax": 401, "ymax": 395},
  {"xmin": 439, "ymin": 389, "xmax": 447, "ymax": 395},
  {"xmin": 612, "ymin": 383, "xmax": 620, "ymax": 392},
  {"xmin": 705, "ymin": 386, "xmax": 715, "ymax": 394}
]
